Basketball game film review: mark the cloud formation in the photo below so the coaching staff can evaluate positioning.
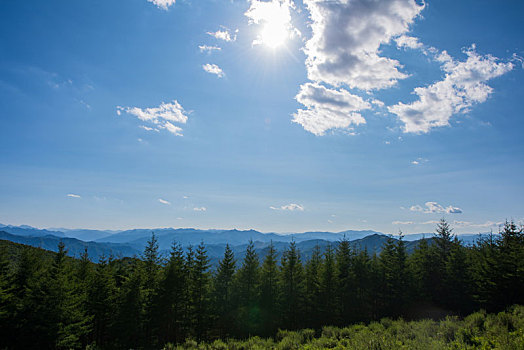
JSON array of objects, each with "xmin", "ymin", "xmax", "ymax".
[
  {"xmin": 67, "ymin": 194, "xmax": 81, "ymax": 198},
  {"xmin": 293, "ymin": 83, "xmax": 370, "ymax": 135},
  {"xmin": 158, "ymin": 198, "xmax": 171, "ymax": 205},
  {"xmin": 392, "ymin": 221, "xmax": 414, "ymax": 225},
  {"xmin": 193, "ymin": 207, "xmax": 207, "ymax": 212},
  {"xmin": 199, "ymin": 45, "xmax": 221, "ymax": 53},
  {"xmin": 207, "ymin": 28, "xmax": 237, "ymax": 42},
  {"xmin": 147, "ymin": 0, "xmax": 175, "ymax": 10},
  {"xmin": 389, "ymin": 46, "xmax": 514, "ymax": 133},
  {"xmin": 303, "ymin": 0, "xmax": 424, "ymax": 90},
  {"xmin": 202, "ymin": 64, "xmax": 225, "ymax": 78},
  {"xmin": 270, "ymin": 203, "xmax": 304, "ymax": 211},
  {"xmin": 117, "ymin": 100, "xmax": 189, "ymax": 136},
  {"xmin": 410, "ymin": 201, "xmax": 463, "ymax": 214}
]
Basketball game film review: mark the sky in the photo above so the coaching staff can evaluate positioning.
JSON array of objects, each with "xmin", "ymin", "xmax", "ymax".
[{"xmin": 0, "ymin": 0, "xmax": 523, "ymax": 234}]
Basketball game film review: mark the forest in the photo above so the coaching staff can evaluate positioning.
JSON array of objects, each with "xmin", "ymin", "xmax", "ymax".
[{"xmin": 0, "ymin": 219, "xmax": 522, "ymax": 349}]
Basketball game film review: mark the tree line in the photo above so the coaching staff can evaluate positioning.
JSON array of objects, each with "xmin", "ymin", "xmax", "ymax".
[{"xmin": 0, "ymin": 219, "xmax": 522, "ymax": 349}]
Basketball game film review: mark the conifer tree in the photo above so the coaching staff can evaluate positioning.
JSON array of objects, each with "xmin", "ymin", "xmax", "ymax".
[
  {"xmin": 351, "ymin": 249, "xmax": 372, "ymax": 322},
  {"xmin": 141, "ymin": 233, "xmax": 161, "ymax": 345},
  {"xmin": 155, "ymin": 242, "xmax": 188, "ymax": 344},
  {"xmin": 87, "ymin": 255, "xmax": 115, "ymax": 347},
  {"xmin": 114, "ymin": 262, "xmax": 142, "ymax": 349},
  {"xmin": 304, "ymin": 244, "xmax": 322, "ymax": 329},
  {"xmin": 259, "ymin": 241, "xmax": 279, "ymax": 336},
  {"xmin": 445, "ymin": 237, "xmax": 472, "ymax": 314},
  {"xmin": 319, "ymin": 244, "xmax": 337, "ymax": 326},
  {"xmin": 279, "ymin": 241, "xmax": 304, "ymax": 330},
  {"xmin": 235, "ymin": 240, "xmax": 261, "ymax": 336},
  {"xmin": 496, "ymin": 221, "xmax": 524, "ymax": 307},
  {"xmin": 212, "ymin": 244, "xmax": 236, "ymax": 337},
  {"xmin": 0, "ymin": 246, "xmax": 15, "ymax": 349},
  {"xmin": 335, "ymin": 238, "xmax": 355, "ymax": 324},
  {"xmin": 379, "ymin": 234, "xmax": 409, "ymax": 317},
  {"xmin": 190, "ymin": 242, "xmax": 211, "ymax": 340}
]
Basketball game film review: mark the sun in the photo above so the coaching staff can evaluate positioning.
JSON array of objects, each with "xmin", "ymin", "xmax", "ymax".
[
  {"xmin": 260, "ymin": 20, "xmax": 289, "ymax": 48},
  {"xmin": 246, "ymin": 0, "xmax": 293, "ymax": 49}
]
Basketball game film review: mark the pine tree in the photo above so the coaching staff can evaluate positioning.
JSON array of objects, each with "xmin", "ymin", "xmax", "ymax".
[
  {"xmin": 212, "ymin": 244, "xmax": 236, "ymax": 338},
  {"xmin": 471, "ymin": 232, "xmax": 500, "ymax": 311},
  {"xmin": 235, "ymin": 240, "xmax": 260, "ymax": 336},
  {"xmin": 114, "ymin": 261, "xmax": 142, "ymax": 349},
  {"xmin": 319, "ymin": 244, "xmax": 337, "ymax": 326},
  {"xmin": 190, "ymin": 241, "xmax": 211, "ymax": 340},
  {"xmin": 409, "ymin": 237, "xmax": 437, "ymax": 302},
  {"xmin": 432, "ymin": 218, "xmax": 454, "ymax": 306},
  {"xmin": 0, "ymin": 246, "xmax": 15, "ymax": 349},
  {"xmin": 351, "ymin": 249, "xmax": 372, "ymax": 322},
  {"xmin": 335, "ymin": 238, "xmax": 355, "ymax": 324},
  {"xmin": 87, "ymin": 255, "xmax": 115, "ymax": 347},
  {"xmin": 279, "ymin": 241, "xmax": 304, "ymax": 330},
  {"xmin": 496, "ymin": 221, "xmax": 524, "ymax": 307},
  {"xmin": 304, "ymin": 244, "xmax": 322, "ymax": 329},
  {"xmin": 141, "ymin": 233, "xmax": 161, "ymax": 345},
  {"xmin": 259, "ymin": 241, "xmax": 279, "ymax": 336},
  {"xmin": 379, "ymin": 234, "xmax": 409, "ymax": 317},
  {"xmin": 445, "ymin": 237, "xmax": 472, "ymax": 314},
  {"xmin": 155, "ymin": 242, "xmax": 188, "ymax": 344}
]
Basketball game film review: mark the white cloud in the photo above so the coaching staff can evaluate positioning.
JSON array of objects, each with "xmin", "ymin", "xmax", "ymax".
[
  {"xmin": 389, "ymin": 46, "xmax": 514, "ymax": 133},
  {"xmin": 67, "ymin": 194, "xmax": 81, "ymax": 198},
  {"xmin": 392, "ymin": 221, "xmax": 414, "ymax": 225},
  {"xmin": 395, "ymin": 35, "xmax": 423, "ymax": 50},
  {"xmin": 163, "ymin": 121, "xmax": 183, "ymax": 136},
  {"xmin": 293, "ymin": 83, "xmax": 370, "ymax": 135},
  {"xmin": 302, "ymin": 0, "xmax": 424, "ymax": 90},
  {"xmin": 202, "ymin": 64, "xmax": 225, "ymax": 78},
  {"xmin": 410, "ymin": 201, "xmax": 463, "ymax": 214},
  {"xmin": 270, "ymin": 203, "xmax": 304, "ymax": 211},
  {"xmin": 118, "ymin": 100, "xmax": 189, "ymax": 136},
  {"xmin": 158, "ymin": 198, "xmax": 171, "ymax": 205},
  {"xmin": 139, "ymin": 125, "xmax": 158, "ymax": 132},
  {"xmin": 147, "ymin": 0, "xmax": 175, "ymax": 10},
  {"xmin": 207, "ymin": 28, "xmax": 237, "ymax": 42},
  {"xmin": 193, "ymin": 207, "xmax": 207, "ymax": 212},
  {"xmin": 453, "ymin": 220, "xmax": 503, "ymax": 228},
  {"xmin": 199, "ymin": 45, "xmax": 222, "ymax": 53},
  {"xmin": 411, "ymin": 157, "xmax": 428, "ymax": 165}
]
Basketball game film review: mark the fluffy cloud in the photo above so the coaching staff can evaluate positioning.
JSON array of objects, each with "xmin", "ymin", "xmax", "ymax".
[
  {"xmin": 147, "ymin": 0, "xmax": 175, "ymax": 10},
  {"xmin": 193, "ymin": 207, "xmax": 207, "ymax": 212},
  {"xmin": 270, "ymin": 203, "xmax": 304, "ymax": 211},
  {"xmin": 202, "ymin": 64, "xmax": 225, "ymax": 78},
  {"xmin": 207, "ymin": 28, "xmax": 237, "ymax": 42},
  {"xmin": 303, "ymin": 0, "xmax": 424, "ymax": 91},
  {"xmin": 199, "ymin": 45, "xmax": 222, "ymax": 53},
  {"xmin": 410, "ymin": 202, "xmax": 463, "ymax": 214},
  {"xmin": 67, "ymin": 194, "xmax": 81, "ymax": 198},
  {"xmin": 117, "ymin": 100, "xmax": 189, "ymax": 136},
  {"xmin": 293, "ymin": 83, "xmax": 370, "ymax": 135},
  {"xmin": 158, "ymin": 198, "xmax": 171, "ymax": 205},
  {"xmin": 389, "ymin": 46, "xmax": 514, "ymax": 133},
  {"xmin": 395, "ymin": 35, "xmax": 423, "ymax": 50}
]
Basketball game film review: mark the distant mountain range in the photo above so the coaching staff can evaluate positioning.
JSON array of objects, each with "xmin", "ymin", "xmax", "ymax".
[{"xmin": 0, "ymin": 223, "xmax": 493, "ymax": 265}]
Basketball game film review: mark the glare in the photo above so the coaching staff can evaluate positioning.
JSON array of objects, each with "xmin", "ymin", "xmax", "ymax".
[
  {"xmin": 246, "ymin": 0, "xmax": 293, "ymax": 49},
  {"xmin": 260, "ymin": 22, "xmax": 288, "ymax": 48}
]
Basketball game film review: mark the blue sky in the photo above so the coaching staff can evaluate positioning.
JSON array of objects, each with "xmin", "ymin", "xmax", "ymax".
[{"xmin": 0, "ymin": 0, "xmax": 523, "ymax": 234}]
